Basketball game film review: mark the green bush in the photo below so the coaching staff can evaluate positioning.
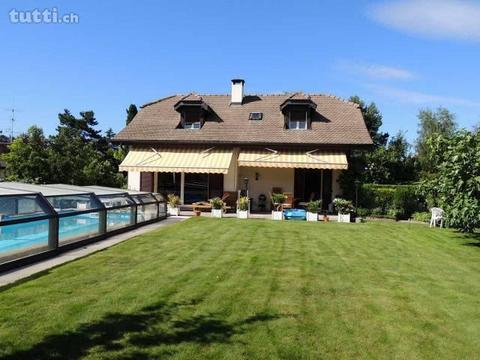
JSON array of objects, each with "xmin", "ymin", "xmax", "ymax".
[
  {"xmin": 393, "ymin": 186, "xmax": 419, "ymax": 219},
  {"xmin": 210, "ymin": 197, "xmax": 224, "ymax": 210},
  {"xmin": 360, "ymin": 184, "xmax": 423, "ymax": 219},
  {"xmin": 413, "ymin": 212, "xmax": 430, "ymax": 223},
  {"xmin": 237, "ymin": 196, "xmax": 249, "ymax": 211},
  {"xmin": 333, "ymin": 198, "xmax": 354, "ymax": 214},
  {"xmin": 356, "ymin": 208, "xmax": 371, "ymax": 217},
  {"xmin": 306, "ymin": 200, "xmax": 322, "ymax": 213}
]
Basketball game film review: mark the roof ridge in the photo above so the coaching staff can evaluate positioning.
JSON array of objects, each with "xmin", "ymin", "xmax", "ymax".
[
  {"xmin": 141, "ymin": 93, "xmax": 360, "ymax": 108},
  {"xmin": 141, "ymin": 95, "xmax": 178, "ymax": 108}
]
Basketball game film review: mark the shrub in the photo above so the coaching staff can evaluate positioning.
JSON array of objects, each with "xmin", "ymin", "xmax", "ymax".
[
  {"xmin": 371, "ymin": 207, "xmax": 384, "ymax": 216},
  {"xmin": 356, "ymin": 208, "xmax": 371, "ymax": 217},
  {"xmin": 210, "ymin": 197, "xmax": 224, "ymax": 210},
  {"xmin": 237, "ymin": 196, "xmax": 249, "ymax": 211},
  {"xmin": 271, "ymin": 193, "xmax": 286, "ymax": 211},
  {"xmin": 413, "ymin": 212, "xmax": 430, "ymax": 223},
  {"xmin": 333, "ymin": 198, "xmax": 354, "ymax": 214},
  {"xmin": 393, "ymin": 186, "xmax": 419, "ymax": 220},
  {"xmin": 167, "ymin": 194, "xmax": 180, "ymax": 208},
  {"xmin": 387, "ymin": 208, "xmax": 402, "ymax": 220},
  {"xmin": 360, "ymin": 184, "xmax": 423, "ymax": 219},
  {"xmin": 306, "ymin": 200, "xmax": 322, "ymax": 213}
]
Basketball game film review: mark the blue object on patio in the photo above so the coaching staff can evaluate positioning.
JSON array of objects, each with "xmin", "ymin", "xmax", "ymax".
[{"xmin": 284, "ymin": 208, "xmax": 306, "ymax": 220}]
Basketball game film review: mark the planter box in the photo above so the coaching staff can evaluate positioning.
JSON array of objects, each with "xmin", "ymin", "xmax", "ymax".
[
  {"xmin": 271, "ymin": 211, "xmax": 284, "ymax": 221},
  {"xmin": 338, "ymin": 213, "xmax": 351, "ymax": 223},
  {"xmin": 237, "ymin": 210, "xmax": 249, "ymax": 219},
  {"xmin": 168, "ymin": 206, "xmax": 180, "ymax": 216},
  {"xmin": 306, "ymin": 212, "xmax": 318, "ymax": 222},
  {"xmin": 211, "ymin": 208, "xmax": 223, "ymax": 218}
]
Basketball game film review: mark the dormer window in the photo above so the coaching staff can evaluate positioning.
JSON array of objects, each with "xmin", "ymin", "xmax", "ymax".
[
  {"xmin": 288, "ymin": 110, "xmax": 308, "ymax": 130},
  {"xmin": 174, "ymin": 94, "xmax": 211, "ymax": 130},
  {"xmin": 182, "ymin": 109, "xmax": 202, "ymax": 129},
  {"xmin": 280, "ymin": 93, "xmax": 317, "ymax": 131}
]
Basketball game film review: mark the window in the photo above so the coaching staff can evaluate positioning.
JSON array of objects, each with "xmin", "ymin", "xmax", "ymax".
[
  {"xmin": 182, "ymin": 109, "xmax": 202, "ymax": 129},
  {"xmin": 288, "ymin": 110, "xmax": 308, "ymax": 130},
  {"xmin": 249, "ymin": 112, "xmax": 263, "ymax": 120}
]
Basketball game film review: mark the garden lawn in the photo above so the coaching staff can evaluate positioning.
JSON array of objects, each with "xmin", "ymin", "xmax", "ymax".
[{"xmin": 0, "ymin": 218, "xmax": 479, "ymax": 359}]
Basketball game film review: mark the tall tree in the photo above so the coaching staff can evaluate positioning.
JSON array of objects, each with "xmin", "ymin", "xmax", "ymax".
[
  {"xmin": 4, "ymin": 111, "xmax": 126, "ymax": 187},
  {"xmin": 57, "ymin": 110, "xmax": 102, "ymax": 141},
  {"xmin": 2, "ymin": 126, "xmax": 51, "ymax": 183},
  {"xmin": 422, "ymin": 130, "xmax": 480, "ymax": 232},
  {"xmin": 126, "ymin": 104, "xmax": 138, "ymax": 125},
  {"xmin": 339, "ymin": 96, "xmax": 390, "ymax": 198},
  {"xmin": 416, "ymin": 107, "xmax": 457, "ymax": 176},
  {"xmin": 349, "ymin": 96, "xmax": 389, "ymax": 148}
]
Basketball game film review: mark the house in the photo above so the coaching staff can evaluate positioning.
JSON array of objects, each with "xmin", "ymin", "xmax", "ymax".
[{"xmin": 114, "ymin": 79, "xmax": 372, "ymax": 211}]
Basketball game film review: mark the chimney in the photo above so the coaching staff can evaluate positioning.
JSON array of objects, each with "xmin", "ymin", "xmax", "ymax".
[{"xmin": 231, "ymin": 79, "xmax": 245, "ymax": 105}]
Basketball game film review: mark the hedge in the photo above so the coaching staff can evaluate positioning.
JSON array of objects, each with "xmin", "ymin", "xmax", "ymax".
[{"xmin": 358, "ymin": 184, "xmax": 426, "ymax": 220}]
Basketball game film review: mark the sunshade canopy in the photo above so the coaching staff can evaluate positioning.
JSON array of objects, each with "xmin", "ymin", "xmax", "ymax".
[
  {"xmin": 238, "ymin": 149, "xmax": 348, "ymax": 170},
  {"xmin": 119, "ymin": 147, "xmax": 234, "ymax": 174}
]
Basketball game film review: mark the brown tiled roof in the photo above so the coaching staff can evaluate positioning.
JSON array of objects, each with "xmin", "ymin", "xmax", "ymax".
[{"xmin": 114, "ymin": 93, "xmax": 373, "ymax": 147}]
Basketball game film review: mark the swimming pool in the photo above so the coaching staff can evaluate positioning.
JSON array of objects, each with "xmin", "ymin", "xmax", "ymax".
[{"xmin": 0, "ymin": 211, "xmax": 135, "ymax": 257}]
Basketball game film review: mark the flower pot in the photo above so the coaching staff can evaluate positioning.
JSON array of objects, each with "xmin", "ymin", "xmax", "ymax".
[
  {"xmin": 306, "ymin": 212, "xmax": 318, "ymax": 222},
  {"xmin": 271, "ymin": 211, "xmax": 283, "ymax": 221},
  {"xmin": 194, "ymin": 210, "xmax": 201, "ymax": 217},
  {"xmin": 212, "ymin": 208, "xmax": 223, "ymax": 218},
  {"xmin": 168, "ymin": 206, "xmax": 180, "ymax": 216},
  {"xmin": 338, "ymin": 213, "xmax": 351, "ymax": 223},
  {"xmin": 237, "ymin": 210, "xmax": 249, "ymax": 219}
]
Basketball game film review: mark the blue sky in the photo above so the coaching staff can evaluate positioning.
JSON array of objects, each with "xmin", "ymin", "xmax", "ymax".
[{"xmin": 0, "ymin": 0, "xmax": 479, "ymax": 142}]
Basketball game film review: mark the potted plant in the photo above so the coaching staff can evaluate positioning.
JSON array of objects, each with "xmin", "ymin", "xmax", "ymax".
[
  {"xmin": 210, "ymin": 197, "xmax": 224, "ymax": 218},
  {"xmin": 237, "ymin": 196, "xmax": 249, "ymax": 219},
  {"xmin": 306, "ymin": 200, "xmax": 322, "ymax": 222},
  {"xmin": 333, "ymin": 198, "xmax": 353, "ymax": 223},
  {"xmin": 167, "ymin": 194, "xmax": 181, "ymax": 216},
  {"xmin": 271, "ymin": 193, "xmax": 286, "ymax": 221}
]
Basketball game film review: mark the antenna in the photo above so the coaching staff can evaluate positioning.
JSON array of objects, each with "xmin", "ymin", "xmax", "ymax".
[{"xmin": 4, "ymin": 108, "xmax": 19, "ymax": 143}]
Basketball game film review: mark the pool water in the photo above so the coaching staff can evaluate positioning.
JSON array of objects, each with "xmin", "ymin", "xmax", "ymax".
[{"xmin": 0, "ymin": 212, "xmax": 134, "ymax": 256}]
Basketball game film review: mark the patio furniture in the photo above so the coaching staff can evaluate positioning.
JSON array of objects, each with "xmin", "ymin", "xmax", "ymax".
[
  {"xmin": 430, "ymin": 208, "xmax": 444, "ymax": 228},
  {"xmin": 282, "ymin": 192, "xmax": 294, "ymax": 209},
  {"xmin": 257, "ymin": 194, "xmax": 267, "ymax": 212},
  {"xmin": 222, "ymin": 191, "xmax": 237, "ymax": 212}
]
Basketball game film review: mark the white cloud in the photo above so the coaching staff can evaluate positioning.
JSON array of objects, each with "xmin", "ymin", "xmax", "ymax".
[
  {"xmin": 367, "ymin": 84, "xmax": 480, "ymax": 107},
  {"xmin": 369, "ymin": 0, "xmax": 480, "ymax": 41},
  {"xmin": 338, "ymin": 61, "xmax": 415, "ymax": 80}
]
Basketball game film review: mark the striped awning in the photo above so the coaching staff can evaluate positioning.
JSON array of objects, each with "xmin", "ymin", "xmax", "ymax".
[
  {"xmin": 238, "ymin": 149, "xmax": 348, "ymax": 169},
  {"xmin": 119, "ymin": 147, "xmax": 234, "ymax": 174}
]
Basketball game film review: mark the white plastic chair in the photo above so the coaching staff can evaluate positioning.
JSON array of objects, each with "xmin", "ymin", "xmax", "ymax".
[{"xmin": 430, "ymin": 208, "xmax": 444, "ymax": 228}]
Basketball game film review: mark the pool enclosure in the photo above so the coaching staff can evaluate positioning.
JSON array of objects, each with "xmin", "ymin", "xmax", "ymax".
[{"xmin": 0, "ymin": 182, "xmax": 167, "ymax": 270}]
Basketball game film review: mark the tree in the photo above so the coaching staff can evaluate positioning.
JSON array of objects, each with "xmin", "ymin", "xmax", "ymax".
[
  {"xmin": 339, "ymin": 96, "xmax": 390, "ymax": 199},
  {"xmin": 416, "ymin": 107, "xmax": 457, "ymax": 177},
  {"xmin": 422, "ymin": 130, "xmax": 480, "ymax": 232},
  {"xmin": 3, "ymin": 110, "xmax": 126, "ymax": 187},
  {"xmin": 2, "ymin": 126, "xmax": 51, "ymax": 183},
  {"xmin": 363, "ymin": 131, "xmax": 417, "ymax": 184},
  {"xmin": 349, "ymin": 96, "xmax": 389, "ymax": 148},
  {"xmin": 126, "ymin": 104, "xmax": 138, "ymax": 125},
  {"xmin": 58, "ymin": 110, "xmax": 101, "ymax": 141}
]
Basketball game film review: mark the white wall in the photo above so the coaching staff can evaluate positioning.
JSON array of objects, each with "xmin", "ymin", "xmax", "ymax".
[
  {"xmin": 128, "ymin": 171, "xmax": 141, "ymax": 191},
  {"xmin": 238, "ymin": 167, "xmax": 294, "ymax": 210},
  {"xmin": 224, "ymin": 148, "xmax": 239, "ymax": 191}
]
